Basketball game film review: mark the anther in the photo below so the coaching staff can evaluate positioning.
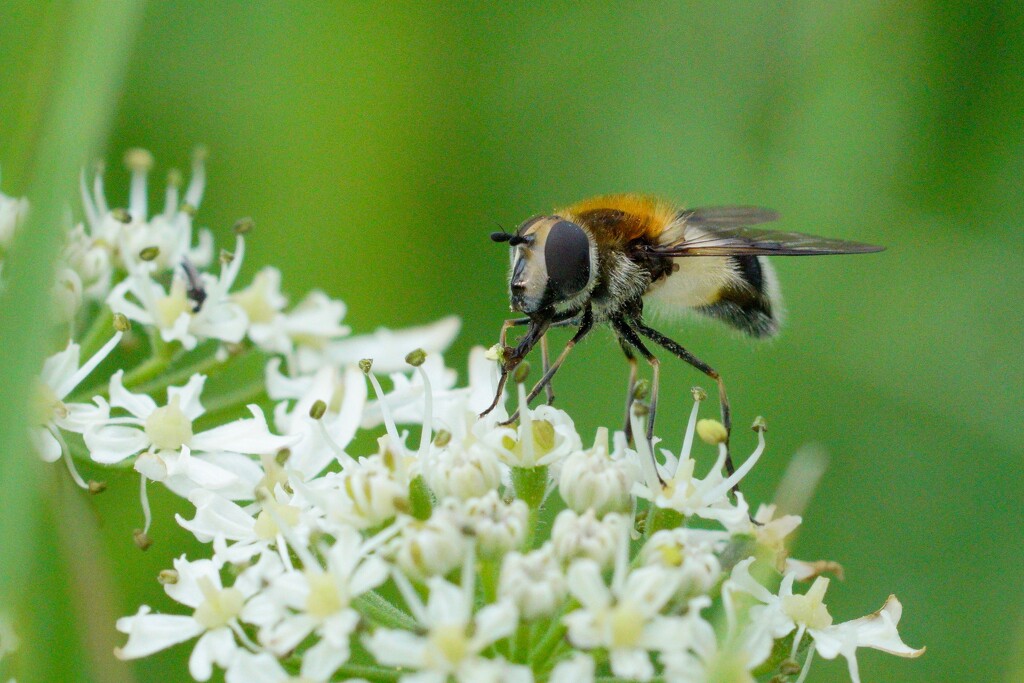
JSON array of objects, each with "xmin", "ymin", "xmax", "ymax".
[
  {"xmin": 139, "ymin": 246, "xmax": 160, "ymax": 262},
  {"xmin": 123, "ymin": 148, "xmax": 154, "ymax": 173},
  {"xmin": 88, "ymin": 480, "xmax": 107, "ymax": 495},
  {"xmin": 632, "ymin": 379, "xmax": 650, "ymax": 401},
  {"xmin": 309, "ymin": 399, "xmax": 327, "ymax": 420},
  {"xmin": 751, "ymin": 416, "xmax": 767, "ymax": 433},
  {"xmin": 358, "ymin": 358, "xmax": 373, "ymax": 375},
  {"xmin": 513, "ymin": 361, "xmax": 531, "ymax": 385},
  {"xmin": 111, "ymin": 208, "xmax": 131, "ymax": 223},
  {"xmin": 697, "ymin": 419, "xmax": 728, "ymax": 445},
  {"xmin": 113, "ymin": 312, "xmax": 131, "ymax": 332},
  {"xmin": 405, "ymin": 348, "xmax": 427, "ymax": 367},
  {"xmin": 133, "ymin": 529, "xmax": 152, "ymax": 551},
  {"xmin": 433, "ymin": 429, "xmax": 451, "ymax": 447},
  {"xmin": 690, "ymin": 386, "xmax": 707, "ymax": 402},
  {"xmin": 158, "ymin": 569, "xmax": 179, "ymax": 585},
  {"xmin": 233, "ymin": 217, "xmax": 254, "ymax": 235}
]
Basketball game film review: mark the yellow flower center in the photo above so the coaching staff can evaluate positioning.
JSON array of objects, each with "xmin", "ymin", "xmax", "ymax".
[
  {"xmin": 144, "ymin": 396, "xmax": 193, "ymax": 450},
  {"xmin": 429, "ymin": 623, "xmax": 469, "ymax": 665},
  {"xmin": 781, "ymin": 576, "xmax": 833, "ymax": 630},
  {"xmin": 155, "ymin": 278, "xmax": 192, "ymax": 328},
  {"xmin": 32, "ymin": 382, "xmax": 66, "ymax": 426},
  {"xmin": 608, "ymin": 601, "xmax": 645, "ymax": 648},
  {"xmin": 305, "ymin": 570, "xmax": 346, "ymax": 620},
  {"xmin": 192, "ymin": 577, "xmax": 244, "ymax": 630},
  {"xmin": 231, "ymin": 270, "xmax": 277, "ymax": 324}
]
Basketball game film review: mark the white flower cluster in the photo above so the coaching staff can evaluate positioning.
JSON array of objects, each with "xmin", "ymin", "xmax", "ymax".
[{"xmin": 7, "ymin": 151, "xmax": 923, "ymax": 683}]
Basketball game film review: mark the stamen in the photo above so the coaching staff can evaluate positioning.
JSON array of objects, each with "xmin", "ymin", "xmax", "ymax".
[
  {"xmin": 361, "ymin": 361, "xmax": 403, "ymax": 451},
  {"xmin": 314, "ymin": 419, "xmax": 358, "ymax": 469},
  {"xmin": 629, "ymin": 407, "xmax": 662, "ymax": 491},
  {"xmin": 58, "ymin": 331, "xmax": 122, "ymax": 399},
  {"xmin": 163, "ymin": 169, "xmax": 181, "ymax": 218},
  {"xmin": 707, "ymin": 422, "xmax": 766, "ymax": 501},
  {"xmin": 124, "ymin": 148, "xmax": 154, "ymax": 221},
  {"xmin": 79, "ymin": 168, "xmax": 97, "ymax": 229},
  {"xmin": 794, "ymin": 645, "xmax": 815, "ymax": 683},
  {"xmin": 677, "ymin": 394, "xmax": 701, "ymax": 467},
  {"xmin": 410, "ymin": 354, "xmax": 433, "ymax": 457},
  {"xmin": 258, "ymin": 487, "xmax": 320, "ymax": 570},
  {"xmin": 55, "ymin": 429, "xmax": 88, "ymax": 489},
  {"xmin": 92, "ymin": 161, "xmax": 108, "ymax": 216},
  {"xmin": 139, "ymin": 475, "xmax": 152, "ymax": 534},
  {"xmin": 184, "ymin": 146, "xmax": 207, "ymax": 210}
]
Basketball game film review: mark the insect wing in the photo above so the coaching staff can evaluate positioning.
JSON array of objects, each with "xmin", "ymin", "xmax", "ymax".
[{"xmin": 653, "ymin": 207, "xmax": 884, "ymax": 256}]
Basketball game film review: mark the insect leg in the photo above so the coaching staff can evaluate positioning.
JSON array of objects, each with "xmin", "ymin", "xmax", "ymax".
[
  {"xmin": 609, "ymin": 317, "xmax": 661, "ymax": 450},
  {"xmin": 480, "ymin": 318, "xmax": 548, "ymax": 418},
  {"xmin": 500, "ymin": 307, "xmax": 594, "ymax": 425},
  {"xmin": 616, "ymin": 336, "xmax": 639, "ymax": 443},
  {"xmin": 631, "ymin": 320, "xmax": 736, "ymax": 479},
  {"xmin": 540, "ymin": 334, "xmax": 555, "ymax": 405}
]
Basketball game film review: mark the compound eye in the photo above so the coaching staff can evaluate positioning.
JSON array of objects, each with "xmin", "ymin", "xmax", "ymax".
[{"xmin": 544, "ymin": 220, "xmax": 590, "ymax": 300}]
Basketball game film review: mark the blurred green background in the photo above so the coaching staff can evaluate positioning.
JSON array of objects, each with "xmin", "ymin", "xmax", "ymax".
[{"xmin": 2, "ymin": 2, "xmax": 1022, "ymax": 682}]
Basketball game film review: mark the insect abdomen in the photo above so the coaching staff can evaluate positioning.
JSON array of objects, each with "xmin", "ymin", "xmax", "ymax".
[{"xmin": 697, "ymin": 255, "xmax": 781, "ymax": 337}]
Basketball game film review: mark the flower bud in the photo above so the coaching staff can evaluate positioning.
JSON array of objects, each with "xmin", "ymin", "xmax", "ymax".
[
  {"xmin": 499, "ymin": 546, "xmax": 567, "ymax": 620},
  {"xmin": 458, "ymin": 492, "xmax": 528, "ymax": 558},
  {"xmin": 392, "ymin": 508, "xmax": 467, "ymax": 580},
  {"xmin": 551, "ymin": 509, "xmax": 625, "ymax": 569},
  {"xmin": 558, "ymin": 427, "xmax": 637, "ymax": 516}
]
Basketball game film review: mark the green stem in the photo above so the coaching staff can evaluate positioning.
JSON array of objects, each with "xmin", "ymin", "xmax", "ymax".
[
  {"xmin": 511, "ymin": 465, "xmax": 549, "ymax": 509},
  {"xmin": 353, "ymin": 590, "xmax": 419, "ymax": 631},
  {"xmin": 333, "ymin": 663, "xmax": 400, "ymax": 682},
  {"xmin": 531, "ymin": 612, "xmax": 568, "ymax": 671},
  {"xmin": 644, "ymin": 505, "xmax": 684, "ymax": 538},
  {"xmin": 511, "ymin": 621, "xmax": 531, "ymax": 664}
]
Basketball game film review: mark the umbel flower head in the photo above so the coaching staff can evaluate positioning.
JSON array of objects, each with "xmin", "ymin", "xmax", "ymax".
[
  {"xmin": 10, "ymin": 148, "xmax": 921, "ymax": 683},
  {"xmin": 113, "ymin": 356, "xmax": 923, "ymax": 683}
]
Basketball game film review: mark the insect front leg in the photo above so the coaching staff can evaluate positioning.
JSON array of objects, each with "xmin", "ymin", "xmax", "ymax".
[
  {"xmin": 610, "ymin": 317, "xmax": 661, "ymax": 454},
  {"xmin": 631, "ymin": 319, "xmax": 736, "ymax": 482},
  {"xmin": 500, "ymin": 307, "xmax": 595, "ymax": 426}
]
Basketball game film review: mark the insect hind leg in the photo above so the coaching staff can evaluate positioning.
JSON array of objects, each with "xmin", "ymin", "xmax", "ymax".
[
  {"xmin": 617, "ymin": 336, "xmax": 639, "ymax": 443},
  {"xmin": 630, "ymin": 319, "xmax": 737, "ymax": 484},
  {"xmin": 610, "ymin": 317, "xmax": 662, "ymax": 467}
]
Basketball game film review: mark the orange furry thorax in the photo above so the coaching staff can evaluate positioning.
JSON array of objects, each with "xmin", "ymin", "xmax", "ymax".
[{"xmin": 560, "ymin": 194, "xmax": 678, "ymax": 246}]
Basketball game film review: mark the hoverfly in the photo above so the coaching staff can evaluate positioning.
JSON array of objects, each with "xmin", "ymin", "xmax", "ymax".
[{"xmin": 481, "ymin": 194, "xmax": 882, "ymax": 476}]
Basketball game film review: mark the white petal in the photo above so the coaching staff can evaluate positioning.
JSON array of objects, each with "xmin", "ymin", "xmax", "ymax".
[
  {"xmin": 115, "ymin": 607, "xmax": 203, "ymax": 660},
  {"xmin": 176, "ymin": 490, "xmax": 256, "ymax": 542},
  {"xmin": 609, "ymin": 647, "xmax": 654, "ymax": 681},
  {"xmin": 550, "ymin": 653, "xmax": 595, "ymax": 683},
  {"xmin": 40, "ymin": 343, "xmax": 80, "ymax": 395},
  {"xmin": 471, "ymin": 601, "xmax": 518, "ymax": 649},
  {"xmin": 566, "ymin": 559, "xmax": 611, "ymax": 610},
  {"xmin": 58, "ymin": 398, "xmax": 110, "ymax": 433},
  {"xmin": 168, "ymin": 374, "xmax": 207, "ymax": 420},
  {"xmin": 189, "ymin": 627, "xmax": 237, "ymax": 681},
  {"xmin": 225, "ymin": 652, "xmax": 286, "ymax": 683},
  {"xmin": 363, "ymin": 628, "xmax": 428, "ymax": 668},
  {"xmin": 85, "ymin": 425, "xmax": 149, "ymax": 463},
  {"xmin": 191, "ymin": 407, "xmax": 295, "ymax": 455},
  {"xmin": 301, "ymin": 634, "xmax": 351, "ymax": 680},
  {"xmin": 109, "ymin": 370, "xmax": 157, "ymax": 418},
  {"xmin": 31, "ymin": 428, "xmax": 62, "ymax": 462}
]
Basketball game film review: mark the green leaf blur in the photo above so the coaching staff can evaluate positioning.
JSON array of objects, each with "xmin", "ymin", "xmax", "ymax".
[{"xmin": 1, "ymin": 2, "xmax": 1021, "ymax": 682}]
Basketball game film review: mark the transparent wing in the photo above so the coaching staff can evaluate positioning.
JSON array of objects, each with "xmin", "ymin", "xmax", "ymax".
[{"xmin": 649, "ymin": 206, "xmax": 884, "ymax": 256}]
